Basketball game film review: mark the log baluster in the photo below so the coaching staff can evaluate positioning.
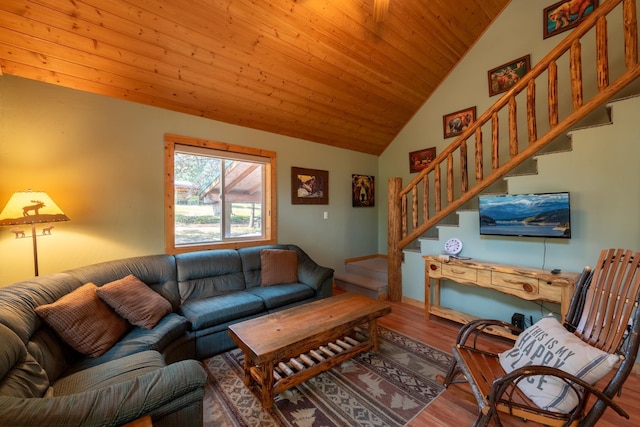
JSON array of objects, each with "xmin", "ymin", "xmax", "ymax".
[
  {"xmin": 412, "ymin": 187, "xmax": 418, "ymax": 229},
  {"xmin": 527, "ymin": 80, "xmax": 537, "ymax": 144},
  {"xmin": 548, "ymin": 61, "xmax": 559, "ymax": 127},
  {"xmin": 447, "ymin": 153, "xmax": 454, "ymax": 203},
  {"xmin": 461, "ymin": 139, "xmax": 468, "ymax": 193},
  {"xmin": 597, "ymin": 17, "xmax": 610, "ymax": 90},
  {"xmin": 491, "ymin": 112, "xmax": 499, "ymax": 170},
  {"xmin": 508, "ymin": 96, "xmax": 518, "ymax": 157},
  {"xmin": 624, "ymin": 0, "xmax": 638, "ymax": 67},
  {"xmin": 570, "ymin": 39, "xmax": 583, "ymax": 110},
  {"xmin": 434, "ymin": 166, "xmax": 441, "ymax": 213},
  {"xmin": 401, "ymin": 193, "xmax": 407, "ymax": 238},
  {"xmin": 475, "ymin": 127, "xmax": 483, "ymax": 181},
  {"xmin": 423, "ymin": 175, "xmax": 429, "ymax": 222}
]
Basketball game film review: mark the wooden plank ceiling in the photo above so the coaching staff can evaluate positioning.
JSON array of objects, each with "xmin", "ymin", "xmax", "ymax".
[{"xmin": 0, "ymin": 0, "xmax": 510, "ymax": 155}]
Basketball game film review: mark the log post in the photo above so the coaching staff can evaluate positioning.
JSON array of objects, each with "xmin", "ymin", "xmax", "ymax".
[{"xmin": 388, "ymin": 178, "xmax": 403, "ymax": 302}]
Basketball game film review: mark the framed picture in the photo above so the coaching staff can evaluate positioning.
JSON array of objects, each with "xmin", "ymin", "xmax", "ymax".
[
  {"xmin": 543, "ymin": 0, "xmax": 598, "ymax": 39},
  {"xmin": 409, "ymin": 147, "xmax": 436, "ymax": 174},
  {"xmin": 352, "ymin": 174, "xmax": 375, "ymax": 207},
  {"xmin": 487, "ymin": 55, "xmax": 531, "ymax": 97},
  {"xmin": 443, "ymin": 106, "xmax": 476, "ymax": 139},
  {"xmin": 291, "ymin": 167, "xmax": 328, "ymax": 204}
]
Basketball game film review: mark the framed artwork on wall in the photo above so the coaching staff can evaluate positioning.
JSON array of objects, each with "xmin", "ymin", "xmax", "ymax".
[
  {"xmin": 443, "ymin": 106, "xmax": 476, "ymax": 139},
  {"xmin": 352, "ymin": 174, "xmax": 375, "ymax": 207},
  {"xmin": 409, "ymin": 147, "xmax": 436, "ymax": 174},
  {"xmin": 487, "ymin": 54, "xmax": 531, "ymax": 97},
  {"xmin": 291, "ymin": 167, "xmax": 328, "ymax": 204},
  {"xmin": 543, "ymin": 0, "xmax": 598, "ymax": 39}
]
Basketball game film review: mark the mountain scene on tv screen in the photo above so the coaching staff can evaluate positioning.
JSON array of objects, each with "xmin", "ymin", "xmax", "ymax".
[{"xmin": 479, "ymin": 193, "xmax": 570, "ymax": 237}]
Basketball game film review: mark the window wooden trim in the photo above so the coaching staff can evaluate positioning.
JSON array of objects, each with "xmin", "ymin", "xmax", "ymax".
[{"xmin": 164, "ymin": 133, "xmax": 277, "ymax": 254}]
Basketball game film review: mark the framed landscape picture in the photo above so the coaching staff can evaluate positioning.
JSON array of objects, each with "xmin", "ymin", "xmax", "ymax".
[
  {"xmin": 409, "ymin": 147, "xmax": 436, "ymax": 174},
  {"xmin": 544, "ymin": 0, "xmax": 598, "ymax": 39},
  {"xmin": 291, "ymin": 167, "xmax": 328, "ymax": 204},
  {"xmin": 443, "ymin": 106, "xmax": 476, "ymax": 139},
  {"xmin": 487, "ymin": 55, "xmax": 531, "ymax": 97}
]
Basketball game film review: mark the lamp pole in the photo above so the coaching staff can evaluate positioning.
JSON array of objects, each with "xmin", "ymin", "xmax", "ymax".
[{"xmin": 31, "ymin": 223, "xmax": 39, "ymax": 276}]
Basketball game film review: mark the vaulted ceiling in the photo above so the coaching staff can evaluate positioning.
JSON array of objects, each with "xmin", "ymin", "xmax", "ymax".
[{"xmin": 0, "ymin": 0, "xmax": 510, "ymax": 155}]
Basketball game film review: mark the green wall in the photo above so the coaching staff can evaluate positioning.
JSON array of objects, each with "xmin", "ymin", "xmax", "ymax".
[
  {"xmin": 379, "ymin": 0, "xmax": 640, "ymax": 317},
  {"xmin": 0, "ymin": 75, "xmax": 378, "ymax": 285}
]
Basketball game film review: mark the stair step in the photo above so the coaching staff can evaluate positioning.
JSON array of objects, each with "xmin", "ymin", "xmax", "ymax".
[
  {"xmin": 344, "ymin": 257, "xmax": 388, "ymax": 282},
  {"xmin": 334, "ymin": 274, "xmax": 388, "ymax": 300}
]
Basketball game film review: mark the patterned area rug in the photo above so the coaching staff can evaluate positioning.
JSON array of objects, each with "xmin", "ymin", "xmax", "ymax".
[{"xmin": 202, "ymin": 327, "xmax": 452, "ymax": 426}]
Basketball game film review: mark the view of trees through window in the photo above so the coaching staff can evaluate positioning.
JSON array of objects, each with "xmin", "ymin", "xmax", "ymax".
[{"xmin": 174, "ymin": 150, "xmax": 264, "ymax": 245}]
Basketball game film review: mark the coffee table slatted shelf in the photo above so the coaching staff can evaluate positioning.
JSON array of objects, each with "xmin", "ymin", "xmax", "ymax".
[
  {"xmin": 228, "ymin": 294, "xmax": 390, "ymax": 408},
  {"xmin": 252, "ymin": 329, "xmax": 370, "ymax": 395}
]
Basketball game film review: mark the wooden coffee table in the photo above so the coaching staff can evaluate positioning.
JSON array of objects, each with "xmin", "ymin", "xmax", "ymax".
[{"xmin": 227, "ymin": 293, "xmax": 391, "ymax": 408}]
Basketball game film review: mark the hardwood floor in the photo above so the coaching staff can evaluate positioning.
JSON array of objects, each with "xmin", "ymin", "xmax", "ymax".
[{"xmin": 373, "ymin": 298, "xmax": 640, "ymax": 427}]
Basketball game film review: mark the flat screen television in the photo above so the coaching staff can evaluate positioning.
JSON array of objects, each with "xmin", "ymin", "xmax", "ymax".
[{"xmin": 478, "ymin": 192, "xmax": 571, "ymax": 238}]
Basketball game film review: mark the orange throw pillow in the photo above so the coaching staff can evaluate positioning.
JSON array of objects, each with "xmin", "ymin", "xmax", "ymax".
[
  {"xmin": 260, "ymin": 249, "xmax": 298, "ymax": 286},
  {"xmin": 97, "ymin": 274, "xmax": 172, "ymax": 329},
  {"xmin": 35, "ymin": 283, "xmax": 129, "ymax": 357}
]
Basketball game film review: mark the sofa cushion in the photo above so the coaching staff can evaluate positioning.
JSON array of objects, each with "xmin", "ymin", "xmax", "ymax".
[
  {"xmin": 27, "ymin": 327, "xmax": 79, "ymax": 384},
  {"xmin": 34, "ymin": 283, "xmax": 130, "ymax": 357},
  {"xmin": 180, "ymin": 292, "xmax": 265, "ymax": 330},
  {"xmin": 51, "ymin": 350, "xmax": 166, "ymax": 396},
  {"xmin": 96, "ymin": 274, "xmax": 173, "ymax": 329},
  {"xmin": 175, "ymin": 250, "xmax": 246, "ymax": 303},
  {"xmin": 65, "ymin": 254, "xmax": 181, "ymax": 311},
  {"xmin": 260, "ymin": 249, "xmax": 298, "ymax": 286},
  {"xmin": 245, "ymin": 283, "xmax": 315, "ymax": 309},
  {"xmin": 65, "ymin": 313, "xmax": 190, "ymax": 375},
  {"xmin": 0, "ymin": 323, "xmax": 49, "ymax": 398},
  {"xmin": 238, "ymin": 244, "xmax": 289, "ymax": 288},
  {"xmin": 499, "ymin": 315, "xmax": 621, "ymax": 413},
  {"xmin": 0, "ymin": 273, "xmax": 81, "ymax": 345}
]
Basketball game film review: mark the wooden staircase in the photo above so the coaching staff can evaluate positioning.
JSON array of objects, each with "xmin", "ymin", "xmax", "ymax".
[{"xmin": 387, "ymin": 0, "xmax": 640, "ymax": 302}]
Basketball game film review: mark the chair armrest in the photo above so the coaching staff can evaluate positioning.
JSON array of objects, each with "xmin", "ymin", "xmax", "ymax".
[
  {"xmin": 0, "ymin": 359, "xmax": 207, "ymax": 427},
  {"xmin": 456, "ymin": 319, "xmax": 522, "ymax": 350},
  {"xmin": 488, "ymin": 365, "xmax": 629, "ymax": 423}
]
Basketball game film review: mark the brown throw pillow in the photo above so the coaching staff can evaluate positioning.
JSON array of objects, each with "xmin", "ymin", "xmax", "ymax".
[
  {"xmin": 34, "ymin": 283, "xmax": 129, "ymax": 357},
  {"xmin": 96, "ymin": 274, "xmax": 172, "ymax": 329},
  {"xmin": 260, "ymin": 249, "xmax": 298, "ymax": 286}
]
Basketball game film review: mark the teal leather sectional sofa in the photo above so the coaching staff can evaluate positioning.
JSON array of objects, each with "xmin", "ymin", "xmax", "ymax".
[{"xmin": 0, "ymin": 244, "xmax": 334, "ymax": 426}]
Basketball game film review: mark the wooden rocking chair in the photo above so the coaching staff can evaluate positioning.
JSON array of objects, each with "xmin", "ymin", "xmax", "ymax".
[{"xmin": 443, "ymin": 248, "xmax": 640, "ymax": 426}]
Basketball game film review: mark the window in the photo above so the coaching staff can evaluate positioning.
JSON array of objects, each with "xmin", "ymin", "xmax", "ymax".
[{"xmin": 164, "ymin": 134, "xmax": 276, "ymax": 253}]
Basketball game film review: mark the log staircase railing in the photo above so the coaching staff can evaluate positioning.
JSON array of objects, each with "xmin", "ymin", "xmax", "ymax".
[{"xmin": 387, "ymin": 0, "xmax": 640, "ymax": 302}]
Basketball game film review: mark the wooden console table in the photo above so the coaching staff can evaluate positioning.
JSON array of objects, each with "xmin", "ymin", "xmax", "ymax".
[{"xmin": 423, "ymin": 255, "xmax": 579, "ymax": 337}]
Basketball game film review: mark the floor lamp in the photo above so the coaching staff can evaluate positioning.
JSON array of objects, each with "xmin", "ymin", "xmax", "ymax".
[{"xmin": 0, "ymin": 190, "xmax": 70, "ymax": 277}]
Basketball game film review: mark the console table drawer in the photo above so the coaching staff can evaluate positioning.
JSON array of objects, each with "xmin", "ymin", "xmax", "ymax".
[
  {"xmin": 492, "ymin": 272, "xmax": 538, "ymax": 295},
  {"xmin": 441, "ymin": 264, "xmax": 477, "ymax": 282}
]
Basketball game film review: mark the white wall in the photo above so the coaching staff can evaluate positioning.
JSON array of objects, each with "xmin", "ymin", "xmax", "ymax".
[{"xmin": 0, "ymin": 75, "xmax": 378, "ymax": 285}]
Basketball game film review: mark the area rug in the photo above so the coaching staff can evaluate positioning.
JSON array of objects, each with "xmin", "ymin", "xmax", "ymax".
[{"xmin": 202, "ymin": 327, "xmax": 452, "ymax": 427}]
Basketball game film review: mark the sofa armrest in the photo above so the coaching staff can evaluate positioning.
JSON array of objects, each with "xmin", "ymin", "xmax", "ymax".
[
  {"xmin": 0, "ymin": 359, "xmax": 207, "ymax": 427},
  {"xmin": 293, "ymin": 247, "xmax": 334, "ymax": 298}
]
